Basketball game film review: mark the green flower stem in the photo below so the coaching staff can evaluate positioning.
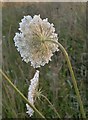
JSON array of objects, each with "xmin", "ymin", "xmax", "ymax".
[
  {"xmin": 40, "ymin": 94, "xmax": 61, "ymax": 119},
  {"xmin": 45, "ymin": 40, "xmax": 86, "ymax": 118},
  {"xmin": 0, "ymin": 69, "xmax": 45, "ymax": 119}
]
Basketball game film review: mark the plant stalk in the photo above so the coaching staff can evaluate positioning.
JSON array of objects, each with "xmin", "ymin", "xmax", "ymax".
[
  {"xmin": 45, "ymin": 40, "xmax": 86, "ymax": 118},
  {"xmin": 0, "ymin": 69, "xmax": 45, "ymax": 118},
  {"xmin": 40, "ymin": 94, "xmax": 61, "ymax": 119}
]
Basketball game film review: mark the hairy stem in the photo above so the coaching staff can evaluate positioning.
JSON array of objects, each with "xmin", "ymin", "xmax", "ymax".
[
  {"xmin": 45, "ymin": 40, "xmax": 86, "ymax": 118},
  {"xmin": 40, "ymin": 94, "xmax": 61, "ymax": 119},
  {"xmin": 0, "ymin": 69, "xmax": 45, "ymax": 118}
]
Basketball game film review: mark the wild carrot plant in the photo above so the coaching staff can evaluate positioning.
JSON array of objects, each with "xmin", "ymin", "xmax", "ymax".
[{"xmin": 1, "ymin": 14, "xmax": 86, "ymax": 118}]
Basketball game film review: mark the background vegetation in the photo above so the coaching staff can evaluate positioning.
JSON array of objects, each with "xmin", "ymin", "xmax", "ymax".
[{"xmin": 2, "ymin": 2, "xmax": 88, "ymax": 118}]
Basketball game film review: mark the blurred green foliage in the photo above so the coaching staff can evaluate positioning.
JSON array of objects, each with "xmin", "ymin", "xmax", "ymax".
[{"xmin": 2, "ymin": 2, "xmax": 87, "ymax": 118}]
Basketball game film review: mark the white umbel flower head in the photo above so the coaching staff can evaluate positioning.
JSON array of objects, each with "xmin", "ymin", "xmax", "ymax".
[
  {"xmin": 14, "ymin": 15, "xmax": 59, "ymax": 68},
  {"xmin": 26, "ymin": 70, "xmax": 39, "ymax": 117}
]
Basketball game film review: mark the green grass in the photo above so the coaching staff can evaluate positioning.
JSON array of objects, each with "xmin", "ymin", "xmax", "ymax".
[{"xmin": 2, "ymin": 2, "xmax": 88, "ymax": 118}]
